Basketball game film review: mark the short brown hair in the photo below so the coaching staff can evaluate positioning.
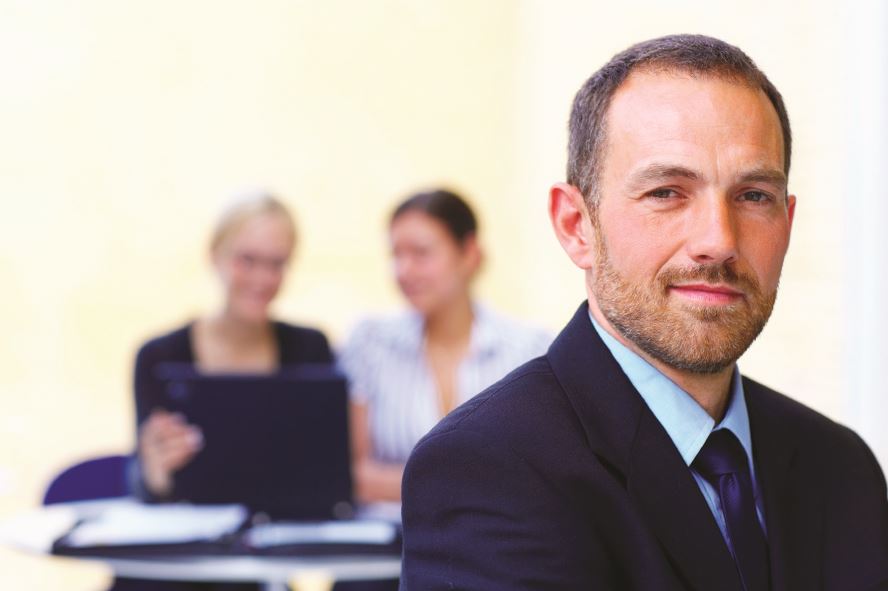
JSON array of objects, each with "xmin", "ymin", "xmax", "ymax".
[{"xmin": 568, "ymin": 34, "xmax": 792, "ymax": 205}]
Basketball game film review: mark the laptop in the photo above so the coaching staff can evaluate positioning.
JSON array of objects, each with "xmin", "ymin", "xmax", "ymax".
[{"xmin": 153, "ymin": 363, "xmax": 353, "ymax": 521}]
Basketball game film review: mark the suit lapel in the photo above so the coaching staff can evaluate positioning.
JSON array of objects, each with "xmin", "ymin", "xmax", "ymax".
[
  {"xmin": 745, "ymin": 380, "xmax": 824, "ymax": 591},
  {"xmin": 547, "ymin": 303, "xmax": 743, "ymax": 591}
]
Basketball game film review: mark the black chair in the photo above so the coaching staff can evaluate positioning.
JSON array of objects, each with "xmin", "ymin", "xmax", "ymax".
[
  {"xmin": 43, "ymin": 455, "xmax": 130, "ymax": 505},
  {"xmin": 43, "ymin": 455, "xmax": 262, "ymax": 590}
]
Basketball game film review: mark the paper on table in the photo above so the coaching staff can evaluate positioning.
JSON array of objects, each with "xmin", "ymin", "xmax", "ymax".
[
  {"xmin": 354, "ymin": 501, "xmax": 401, "ymax": 524},
  {"xmin": 0, "ymin": 504, "xmax": 79, "ymax": 553},
  {"xmin": 65, "ymin": 501, "xmax": 248, "ymax": 547},
  {"xmin": 245, "ymin": 520, "xmax": 397, "ymax": 548}
]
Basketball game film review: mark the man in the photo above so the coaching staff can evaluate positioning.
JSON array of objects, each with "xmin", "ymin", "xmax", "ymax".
[{"xmin": 400, "ymin": 35, "xmax": 888, "ymax": 590}]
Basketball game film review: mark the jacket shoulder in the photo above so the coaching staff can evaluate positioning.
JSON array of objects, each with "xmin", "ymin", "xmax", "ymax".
[
  {"xmin": 746, "ymin": 377, "xmax": 861, "ymax": 442},
  {"xmin": 274, "ymin": 321, "xmax": 333, "ymax": 364},
  {"xmin": 401, "ymin": 355, "xmax": 644, "ymax": 589},
  {"xmin": 411, "ymin": 355, "xmax": 593, "ymax": 492},
  {"xmin": 744, "ymin": 377, "xmax": 885, "ymax": 479},
  {"xmin": 420, "ymin": 356, "xmax": 567, "ymax": 442},
  {"xmin": 135, "ymin": 323, "xmax": 193, "ymax": 365}
]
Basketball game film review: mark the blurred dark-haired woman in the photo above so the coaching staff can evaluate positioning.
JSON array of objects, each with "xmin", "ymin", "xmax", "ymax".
[{"xmin": 339, "ymin": 189, "xmax": 550, "ymax": 505}]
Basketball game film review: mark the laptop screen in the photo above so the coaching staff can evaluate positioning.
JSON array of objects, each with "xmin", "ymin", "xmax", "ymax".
[{"xmin": 154, "ymin": 363, "xmax": 353, "ymax": 520}]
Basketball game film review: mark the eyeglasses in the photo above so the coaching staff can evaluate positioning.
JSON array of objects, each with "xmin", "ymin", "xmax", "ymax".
[{"xmin": 230, "ymin": 251, "xmax": 289, "ymax": 273}]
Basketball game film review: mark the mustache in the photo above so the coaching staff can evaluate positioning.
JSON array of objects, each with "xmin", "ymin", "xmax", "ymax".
[{"xmin": 657, "ymin": 264, "xmax": 761, "ymax": 294}]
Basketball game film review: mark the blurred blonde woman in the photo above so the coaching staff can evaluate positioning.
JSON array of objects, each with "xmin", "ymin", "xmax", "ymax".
[
  {"xmin": 122, "ymin": 194, "xmax": 332, "ymax": 591},
  {"xmin": 132, "ymin": 193, "xmax": 333, "ymax": 502},
  {"xmin": 339, "ymin": 189, "xmax": 550, "ymax": 504}
]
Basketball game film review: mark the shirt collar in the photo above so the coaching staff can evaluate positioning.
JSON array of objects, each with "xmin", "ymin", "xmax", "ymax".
[
  {"xmin": 390, "ymin": 302, "xmax": 500, "ymax": 357},
  {"xmin": 587, "ymin": 310, "xmax": 755, "ymax": 469}
]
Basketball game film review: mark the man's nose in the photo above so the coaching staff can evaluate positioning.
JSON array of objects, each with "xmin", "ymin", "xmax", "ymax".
[{"xmin": 686, "ymin": 195, "xmax": 739, "ymax": 266}]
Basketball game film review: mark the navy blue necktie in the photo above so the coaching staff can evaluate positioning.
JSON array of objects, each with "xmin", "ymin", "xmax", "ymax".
[{"xmin": 693, "ymin": 429, "xmax": 771, "ymax": 591}]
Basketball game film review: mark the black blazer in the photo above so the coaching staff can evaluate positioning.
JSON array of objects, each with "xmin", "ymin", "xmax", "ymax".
[
  {"xmin": 130, "ymin": 320, "xmax": 333, "ymax": 502},
  {"xmin": 401, "ymin": 303, "xmax": 888, "ymax": 591},
  {"xmin": 133, "ymin": 320, "xmax": 333, "ymax": 425}
]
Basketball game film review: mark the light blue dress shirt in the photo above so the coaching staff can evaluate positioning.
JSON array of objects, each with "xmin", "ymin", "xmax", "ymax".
[{"xmin": 588, "ymin": 312, "xmax": 766, "ymax": 544}]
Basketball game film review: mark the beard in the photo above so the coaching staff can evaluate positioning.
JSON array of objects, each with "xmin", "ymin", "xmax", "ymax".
[{"xmin": 591, "ymin": 228, "xmax": 777, "ymax": 374}]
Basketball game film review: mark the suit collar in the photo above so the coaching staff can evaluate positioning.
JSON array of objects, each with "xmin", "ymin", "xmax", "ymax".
[
  {"xmin": 547, "ymin": 302, "xmax": 744, "ymax": 591},
  {"xmin": 546, "ymin": 302, "xmax": 643, "ymax": 473}
]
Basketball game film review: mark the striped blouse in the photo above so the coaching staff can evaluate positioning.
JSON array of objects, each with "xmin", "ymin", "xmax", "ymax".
[{"xmin": 338, "ymin": 304, "xmax": 551, "ymax": 464}]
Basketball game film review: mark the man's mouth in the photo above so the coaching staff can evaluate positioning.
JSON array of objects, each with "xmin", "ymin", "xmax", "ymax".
[{"xmin": 668, "ymin": 283, "xmax": 745, "ymax": 305}]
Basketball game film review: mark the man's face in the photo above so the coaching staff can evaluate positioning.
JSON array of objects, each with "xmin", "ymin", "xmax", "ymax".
[{"xmin": 589, "ymin": 70, "xmax": 795, "ymax": 373}]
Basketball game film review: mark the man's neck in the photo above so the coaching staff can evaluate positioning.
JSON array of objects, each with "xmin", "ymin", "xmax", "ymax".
[{"xmin": 587, "ymin": 300, "xmax": 733, "ymax": 422}]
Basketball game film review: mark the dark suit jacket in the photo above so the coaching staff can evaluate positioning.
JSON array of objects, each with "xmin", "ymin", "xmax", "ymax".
[{"xmin": 401, "ymin": 303, "xmax": 888, "ymax": 590}]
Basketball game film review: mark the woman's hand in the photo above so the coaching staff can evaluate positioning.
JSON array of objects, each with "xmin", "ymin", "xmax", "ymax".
[{"xmin": 138, "ymin": 409, "xmax": 203, "ymax": 497}]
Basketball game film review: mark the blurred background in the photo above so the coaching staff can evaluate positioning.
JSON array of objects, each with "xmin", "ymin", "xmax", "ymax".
[{"xmin": 1, "ymin": 0, "xmax": 885, "ymax": 588}]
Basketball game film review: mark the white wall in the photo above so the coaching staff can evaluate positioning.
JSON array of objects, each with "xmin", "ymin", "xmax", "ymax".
[{"xmin": 843, "ymin": 0, "xmax": 888, "ymax": 470}]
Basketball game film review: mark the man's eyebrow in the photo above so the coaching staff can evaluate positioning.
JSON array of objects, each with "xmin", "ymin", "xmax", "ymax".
[
  {"xmin": 625, "ymin": 164, "xmax": 788, "ymax": 189},
  {"xmin": 626, "ymin": 164, "xmax": 701, "ymax": 188},
  {"xmin": 737, "ymin": 168, "xmax": 787, "ymax": 187}
]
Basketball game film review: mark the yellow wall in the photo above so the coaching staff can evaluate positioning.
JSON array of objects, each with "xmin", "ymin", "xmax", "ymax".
[{"xmin": 0, "ymin": 1, "xmax": 882, "ymax": 588}]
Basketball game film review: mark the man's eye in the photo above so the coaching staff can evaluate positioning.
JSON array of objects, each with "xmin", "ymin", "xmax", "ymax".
[
  {"xmin": 740, "ymin": 191, "xmax": 771, "ymax": 203},
  {"xmin": 647, "ymin": 188, "xmax": 678, "ymax": 199}
]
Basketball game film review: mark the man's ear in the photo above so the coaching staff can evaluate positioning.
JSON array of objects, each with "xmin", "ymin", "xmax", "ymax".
[
  {"xmin": 786, "ymin": 193, "xmax": 797, "ymax": 230},
  {"xmin": 549, "ymin": 182, "xmax": 597, "ymax": 270}
]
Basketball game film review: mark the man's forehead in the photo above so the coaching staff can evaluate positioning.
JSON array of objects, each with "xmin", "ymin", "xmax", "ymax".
[
  {"xmin": 601, "ymin": 69, "xmax": 785, "ymax": 171},
  {"xmin": 608, "ymin": 68, "xmax": 772, "ymax": 116}
]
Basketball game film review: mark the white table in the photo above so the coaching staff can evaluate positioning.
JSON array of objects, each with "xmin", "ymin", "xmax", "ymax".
[
  {"xmin": 0, "ymin": 498, "xmax": 401, "ymax": 591},
  {"xmin": 86, "ymin": 554, "xmax": 401, "ymax": 591}
]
